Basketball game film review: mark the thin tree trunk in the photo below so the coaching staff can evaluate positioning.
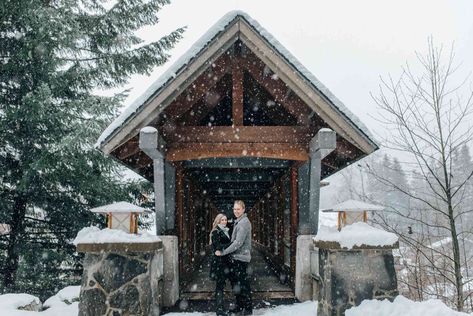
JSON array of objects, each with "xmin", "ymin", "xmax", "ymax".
[
  {"xmin": 448, "ymin": 201, "xmax": 464, "ymax": 311},
  {"xmin": 3, "ymin": 195, "xmax": 27, "ymax": 290}
]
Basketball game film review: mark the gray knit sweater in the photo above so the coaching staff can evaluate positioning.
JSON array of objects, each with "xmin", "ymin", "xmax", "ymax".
[{"xmin": 222, "ymin": 213, "xmax": 252, "ymax": 262}]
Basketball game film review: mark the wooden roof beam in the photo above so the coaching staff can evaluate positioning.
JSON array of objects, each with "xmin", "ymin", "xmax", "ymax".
[
  {"xmin": 162, "ymin": 126, "xmax": 315, "ymax": 143},
  {"xmin": 166, "ymin": 142, "xmax": 308, "ymax": 162},
  {"xmin": 182, "ymin": 157, "xmax": 292, "ymax": 169}
]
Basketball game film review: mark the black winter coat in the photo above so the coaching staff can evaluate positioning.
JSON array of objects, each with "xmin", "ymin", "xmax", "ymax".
[{"xmin": 210, "ymin": 227, "xmax": 231, "ymax": 280}]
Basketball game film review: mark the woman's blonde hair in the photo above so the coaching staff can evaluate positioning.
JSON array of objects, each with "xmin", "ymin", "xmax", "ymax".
[{"xmin": 209, "ymin": 213, "xmax": 227, "ymax": 245}]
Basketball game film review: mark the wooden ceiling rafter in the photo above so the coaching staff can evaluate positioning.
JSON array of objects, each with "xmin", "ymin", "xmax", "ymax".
[
  {"xmin": 162, "ymin": 52, "xmax": 233, "ymax": 120},
  {"xmin": 336, "ymin": 137, "xmax": 361, "ymax": 160},
  {"xmin": 115, "ymin": 135, "xmax": 139, "ymax": 160},
  {"xmin": 176, "ymin": 75, "xmax": 232, "ymax": 126},
  {"xmin": 232, "ymin": 58, "xmax": 244, "ymax": 126},
  {"xmin": 243, "ymin": 72, "xmax": 297, "ymax": 126},
  {"xmin": 237, "ymin": 51, "xmax": 312, "ymax": 125}
]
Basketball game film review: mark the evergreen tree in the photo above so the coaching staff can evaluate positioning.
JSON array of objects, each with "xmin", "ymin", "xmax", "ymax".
[{"xmin": 0, "ymin": 0, "xmax": 184, "ymax": 298}]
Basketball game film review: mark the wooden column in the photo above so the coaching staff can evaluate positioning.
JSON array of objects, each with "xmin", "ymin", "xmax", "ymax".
[
  {"xmin": 278, "ymin": 179, "xmax": 285, "ymax": 262},
  {"xmin": 269, "ymin": 195, "xmax": 275, "ymax": 254},
  {"xmin": 232, "ymin": 63, "xmax": 244, "ymax": 126},
  {"xmin": 175, "ymin": 165, "xmax": 184, "ymax": 275},
  {"xmin": 290, "ymin": 167, "xmax": 298, "ymax": 278},
  {"xmin": 188, "ymin": 182, "xmax": 194, "ymax": 270}
]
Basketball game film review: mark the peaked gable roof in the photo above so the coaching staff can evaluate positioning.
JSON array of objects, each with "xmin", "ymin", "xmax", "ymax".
[{"xmin": 96, "ymin": 10, "xmax": 378, "ymax": 155}]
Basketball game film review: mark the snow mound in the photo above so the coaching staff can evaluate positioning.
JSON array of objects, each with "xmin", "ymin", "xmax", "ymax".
[
  {"xmin": 314, "ymin": 222, "xmax": 398, "ymax": 249},
  {"xmin": 0, "ymin": 290, "xmax": 78, "ymax": 315},
  {"xmin": 0, "ymin": 293, "xmax": 41, "ymax": 310},
  {"xmin": 43, "ymin": 286, "xmax": 80, "ymax": 309},
  {"xmin": 346, "ymin": 295, "xmax": 470, "ymax": 316},
  {"xmin": 72, "ymin": 227, "xmax": 161, "ymax": 245},
  {"xmin": 90, "ymin": 201, "xmax": 148, "ymax": 213},
  {"xmin": 257, "ymin": 301, "xmax": 317, "ymax": 315}
]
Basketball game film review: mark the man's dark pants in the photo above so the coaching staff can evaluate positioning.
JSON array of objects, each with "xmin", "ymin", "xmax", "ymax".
[{"xmin": 229, "ymin": 259, "xmax": 252, "ymax": 313}]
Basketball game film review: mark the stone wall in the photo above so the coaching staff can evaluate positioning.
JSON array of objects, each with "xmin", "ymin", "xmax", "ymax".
[
  {"xmin": 77, "ymin": 242, "xmax": 163, "ymax": 316},
  {"xmin": 295, "ymin": 235, "xmax": 314, "ymax": 301},
  {"xmin": 315, "ymin": 241, "xmax": 398, "ymax": 316}
]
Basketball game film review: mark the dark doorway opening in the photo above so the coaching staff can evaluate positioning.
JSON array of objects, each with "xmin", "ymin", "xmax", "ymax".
[{"xmin": 176, "ymin": 158, "xmax": 298, "ymax": 300}]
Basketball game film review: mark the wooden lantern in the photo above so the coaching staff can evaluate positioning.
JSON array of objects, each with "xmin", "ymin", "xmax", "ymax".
[
  {"xmin": 90, "ymin": 202, "xmax": 148, "ymax": 234},
  {"xmin": 321, "ymin": 199, "xmax": 384, "ymax": 231}
]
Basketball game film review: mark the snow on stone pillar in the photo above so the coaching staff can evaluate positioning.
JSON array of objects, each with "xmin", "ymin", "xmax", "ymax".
[
  {"xmin": 74, "ymin": 228, "xmax": 164, "ymax": 316},
  {"xmin": 140, "ymin": 127, "xmax": 166, "ymax": 236}
]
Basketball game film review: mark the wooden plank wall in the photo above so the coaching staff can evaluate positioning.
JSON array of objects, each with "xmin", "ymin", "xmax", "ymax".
[
  {"xmin": 249, "ymin": 170, "xmax": 296, "ymax": 286},
  {"xmin": 175, "ymin": 166, "xmax": 218, "ymax": 280}
]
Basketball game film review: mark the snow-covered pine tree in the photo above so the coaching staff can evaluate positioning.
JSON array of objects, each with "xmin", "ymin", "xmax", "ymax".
[{"xmin": 0, "ymin": 0, "xmax": 183, "ymax": 299}]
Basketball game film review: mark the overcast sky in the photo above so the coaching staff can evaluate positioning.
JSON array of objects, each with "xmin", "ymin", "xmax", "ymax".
[{"xmin": 118, "ymin": 0, "xmax": 473, "ymax": 140}]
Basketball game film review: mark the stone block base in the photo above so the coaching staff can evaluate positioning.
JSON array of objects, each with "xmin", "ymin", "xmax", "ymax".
[
  {"xmin": 77, "ymin": 242, "xmax": 163, "ymax": 316},
  {"xmin": 295, "ymin": 235, "xmax": 314, "ymax": 301},
  {"xmin": 316, "ymin": 243, "xmax": 398, "ymax": 316}
]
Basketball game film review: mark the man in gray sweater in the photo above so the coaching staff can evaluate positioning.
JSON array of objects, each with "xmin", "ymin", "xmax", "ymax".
[{"xmin": 215, "ymin": 200, "xmax": 252, "ymax": 315}]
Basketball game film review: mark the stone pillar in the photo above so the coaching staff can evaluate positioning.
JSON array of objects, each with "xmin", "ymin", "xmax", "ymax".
[
  {"xmin": 295, "ymin": 235, "xmax": 314, "ymax": 301},
  {"xmin": 308, "ymin": 128, "xmax": 336, "ymax": 235},
  {"xmin": 160, "ymin": 236, "xmax": 179, "ymax": 307},
  {"xmin": 139, "ymin": 127, "xmax": 166, "ymax": 235},
  {"xmin": 295, "ymin": 129, "xmax": 336, "ymax": 301},
  {"xmin": 315, "ymin": 240, "xmax": 399, "ymax": 316},
  {"xmin": 77, "ymin": 242, "xmax": 164, "ymax": 316}
]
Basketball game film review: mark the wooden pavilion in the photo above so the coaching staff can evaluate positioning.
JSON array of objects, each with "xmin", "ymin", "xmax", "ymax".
[{"xmin": 96, "ymin": 11, "xmax": 378, "ymax": 300}]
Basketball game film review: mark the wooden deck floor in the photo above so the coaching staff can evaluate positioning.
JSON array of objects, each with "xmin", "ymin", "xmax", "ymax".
[{"xmin": 181, "ymin": 247, "xmax": 294, "ymax": 300}]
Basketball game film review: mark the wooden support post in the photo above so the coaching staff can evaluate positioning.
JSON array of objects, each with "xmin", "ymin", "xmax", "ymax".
[
  {"xmin": 175, "ymin": 165, "xmax": 184, "ymax": 274},
  {"xmin": 188, "ymin": 184, "xmax": 194, "ymax": 267},
  {"xmin": 232, "ymin": 63, "xmax": 244, "ymax": 126},
  {"xmin": 290, "ymin": 167, "xmax": 298, "ymax": 279},
  {"xmin": 108, "ymin": 213, "xmax": 112, "ymax": 229},
  {"xmin": 278, "ymin": 178, "xmax": 285, "ymax": 262}
]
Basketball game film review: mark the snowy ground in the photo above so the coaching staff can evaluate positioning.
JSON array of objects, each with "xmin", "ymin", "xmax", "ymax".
[
  {"xmin": 1, "ymin": 286, "xmax": 471, "ymax": 316},
  {"xmin": 345, "ymin": 295, "xmax": 472, "ymax": 316},
  {"xmin": 0, "ymin": 286, "xmax": 79, "ymax": 316}
]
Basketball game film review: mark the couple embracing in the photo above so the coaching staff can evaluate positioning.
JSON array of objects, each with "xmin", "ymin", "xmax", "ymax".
[{"xmin": 209, "ymin": 200, "xmax": 253, "ymax": 316}]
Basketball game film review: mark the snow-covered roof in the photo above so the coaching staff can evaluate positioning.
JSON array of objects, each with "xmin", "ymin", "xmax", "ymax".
[
  {"xmin": 90, "ymin": 201, "xmax": 149, "ymax": 214},
  {"xmin": 73, "ymin": 227, "xmax": 161, "ymax": 245},
  {"xmin": 321, "ymin": 199, "xmax": 385, "ymax": 212},
  {"xmin": 96, "ymin": 10, "xmax": 378, "ymax": 153},
  {"xmin": 315, "ymin": 222, "xmax": 398, "ymax": 249}
]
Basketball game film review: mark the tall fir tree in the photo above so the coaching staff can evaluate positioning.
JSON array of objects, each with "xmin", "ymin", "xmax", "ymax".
[{"xmin": 0, "ymin": 0, "xmax": 184, "ymax": 298}]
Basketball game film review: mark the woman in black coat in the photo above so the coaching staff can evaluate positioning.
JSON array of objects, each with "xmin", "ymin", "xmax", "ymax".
[{"xmin": 210, "ymin": 213, "xmax": 231, "ymax": 316}]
